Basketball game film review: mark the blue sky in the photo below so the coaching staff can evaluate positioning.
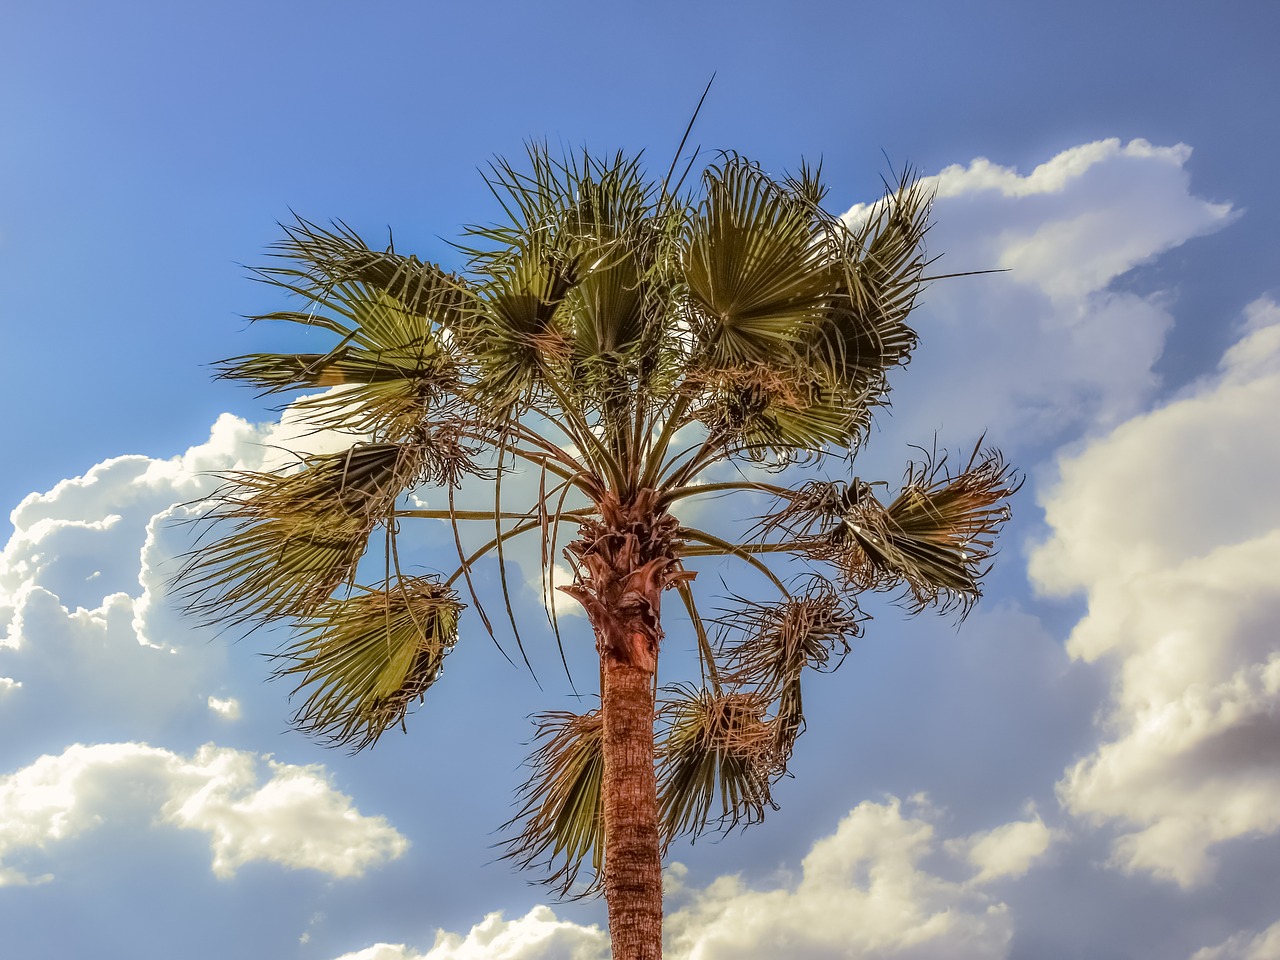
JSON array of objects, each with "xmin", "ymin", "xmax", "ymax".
[{"xmin": 2, "ymin": 3, "xmax": 1279, "ymax": 958}]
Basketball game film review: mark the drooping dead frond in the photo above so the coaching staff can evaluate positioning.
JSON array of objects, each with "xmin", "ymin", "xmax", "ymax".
[
  {"xmin": 177, "ymin": 442, "xmax": 422, "ymax": 626},
  {"xmin": 274, "ymin": 577, "xmax": 463, "ymax": 750},
  {"xmin": 416, "ymin": 423, "xmax": 493, "ymax": 489},
  {"xmin": 658, "ymin": 684, "xmax": 778, "ymax": 840},
  {"xmin": 501, "ymin": 709, "xmax": 605, "ymax": 898},
  {"xmin": 717, "ymin": 577, "xmax": 864, "ymax": 761}
]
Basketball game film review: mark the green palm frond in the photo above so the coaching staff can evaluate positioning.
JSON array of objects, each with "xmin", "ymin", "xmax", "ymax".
[
  {"xmin": 264, "ymin": 216, "xmax": 473, "ymax": 320},
  {"xmin": 177, "ymin": 442, "xmax": 421, "ymax": 625},
  {"xmin": 467, "ymin": 244, "xmax": 578, "ymax": 412},
  {"xmin": 693, "ymin": 364, "xmax": 864, "ymax": 463},
  {"xmin": 220, "ymin": 224, "xmax": 472, "ymax": 440},
  {"xmin": 502, "ymin": 709, "xmax": 605, "ymax": 898},
  {"xmin": 275, "ymin": 577, "xmax": 463, "ymax": 749},
  {"xmin": 465, "ymin": 146, "xmax": 684, "ymax": 418},
  {"xmin": 658, "ymin": 684, "xmax": 778, "ymax": 840},
  {"xmin": 809, "ymin": 172, "xmax": 930, "ymax": 398},
  {"xmin": 683, "ymin": 156, "xmax": 832, "ymax": 369},
  {"xmin": 570, "ymin": 248, "xmax": 648, "ymax": 362}
]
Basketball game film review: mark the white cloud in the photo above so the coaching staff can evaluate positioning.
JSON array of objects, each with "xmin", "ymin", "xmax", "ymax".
[
  {"xmin": 331, "ymin": 907, "xmax": 609, "ymax": 960},
  {"xmin": 1031, "ymin": 297, "xmax": 1280, "ymax": 887},
  {"xmin": 0, "ymin": 405, "xmax": 364, "ymax": 735},
  {"xmin": 946, "ymin": 811, "xmax": 1056, "ymax": 885},
  {"xmin": 1189, "ymin": 920, "xmax": 1280, "ymax": 960},
  {"xmin": 207, "ymin": 696, "xmax": 241, "ymax": 719},
  {"xmin": 664, "ymin": 797, "xmax": 1014, "ymax": 959},
  {"xmin": 843, "ymin": 138, "xmax": 1236, "ymax": 447},
  {"xmin": 0, "ymin": 741, "xmax": 407, "ymax": 885}
]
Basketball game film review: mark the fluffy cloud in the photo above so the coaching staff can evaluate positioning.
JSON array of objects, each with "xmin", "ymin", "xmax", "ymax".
[
  {"xmin": 1031, "ymin": 297, "xmax": 1280, "ymax": 887},
  {"xmin": 945, "ymin": 810, "xmax": 1056, "ymax": 885},
  {"xmin": 0, "ymin": 406, "xmax": 360, "ymax": 737},
  {"xmin": 843, "ymin": 138, "xmax": 1235, "ymax": 449},
  {"xmin": 664, "ymin": 797, "xmax": 1016, "ymax": 960},
  {"xmin": 1189, "ymin": 920, "xmax": 1280, "ymax": 960},
  {"xmin": 0, "ymin": 741, "xmax": 407, "ymax": 885}
]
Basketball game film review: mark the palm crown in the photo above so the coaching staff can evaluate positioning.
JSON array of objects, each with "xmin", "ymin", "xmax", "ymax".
[{"xmin": 178, "ymin": 144, "xmax": 1018, "ymax": 959}]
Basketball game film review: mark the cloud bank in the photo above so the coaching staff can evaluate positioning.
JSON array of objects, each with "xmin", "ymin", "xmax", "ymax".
[{"xmin": 1033, "ymin": 297, "xmax": 1280, "ymax": 887}]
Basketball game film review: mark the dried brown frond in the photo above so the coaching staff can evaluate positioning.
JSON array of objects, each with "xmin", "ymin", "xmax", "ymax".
[
  {"xmin": 501, "ymin": 709, "xmax": 605, "ymax": 899},
  {"xmin": 658, "ymin": 684, "xmax": 779, "ymax": 840},
  {"xmin": 415, "ymin": 423, "xmax": 492, "ymax": 488},
  {"xmin": 716, "ymin": 578, "xmax": 864, "ymax": 763}
]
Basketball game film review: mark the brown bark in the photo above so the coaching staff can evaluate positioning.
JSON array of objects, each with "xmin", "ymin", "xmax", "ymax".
[
  {"xmin": 600, "ymin": 654, "xmax": 663, "ymax": 960},
  {"xmin": 560, "ymin": 490, "xmax": 693, "ymax": 960}
]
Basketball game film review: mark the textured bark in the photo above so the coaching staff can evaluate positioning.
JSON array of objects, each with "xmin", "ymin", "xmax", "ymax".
[
  {"xmin": 601, "ymin": 654, "xmax": 663, "ymax": 960},
  {"xmin": 561, "ymin": 490, "xmax": 692, "ymax": 960}
]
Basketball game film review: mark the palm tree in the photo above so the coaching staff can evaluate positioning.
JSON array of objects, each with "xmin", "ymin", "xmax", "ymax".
[{"xmin": 177, "ymin": 142, "xmax": 1018, "ymax": 960}]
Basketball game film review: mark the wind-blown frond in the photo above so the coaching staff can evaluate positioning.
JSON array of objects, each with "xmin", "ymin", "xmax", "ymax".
[
  {"xmin": 809, "ymin": 172, "xmax": 930, "ymax": 402},
  {"xmin": 502, "ymin": 709, "xmax": 605, "ymax": 898},
  {"xmin": 275, "ymin": 577, "xmax": 463, "ymax": 750},
  {"xmin": 775, "ymin": 443, "xmax": 1021, "ymax": 614},
  {"xmin": 177, "ymin": 442, "xmax": 422, "ymax": 625},
  {"xmin": 264, "ymin": 216, "xmax": 473, "ymax": 319},
  {"xmin": 220, "ymin": 220, "xmax": 473, "ymax": 439}
]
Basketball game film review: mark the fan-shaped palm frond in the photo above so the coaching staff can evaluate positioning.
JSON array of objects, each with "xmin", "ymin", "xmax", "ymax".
[
  {"xmin": 275, "ymin": 577, "xmax": 463, "ymax": 749},
  {"xmin": 683, "ymin": 156, "xmax": 830, "ymax": 369}
]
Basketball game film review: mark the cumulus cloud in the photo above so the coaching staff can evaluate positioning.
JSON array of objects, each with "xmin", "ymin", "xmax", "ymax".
[
  {"xmin": 945, "ymin": 809, "xmax": 1056, "ymax": 885},
  {"xmin": 0, "ymin": 405, "xmax": 364, "ymax": 738},
  {"xmin": 843, "ymin": 138, "xmax": 1235, "ymax": 448},
  {"xmin": 1189, "ymin": 920, "xmax": 1280, "ymax": 960},
  {"xmin": 664, "ymin": 797, "xmax": 1015, "ymax": 960},
  {"xmin": 0, "ymin": 741, "xmax": 407, "ymax": 885},
  {"xmin": 207, "ymin": 696, "xmax": 241, "ymax": 719},
  {"xmin": 1031, "ymin": 297, "xmax": 1280, "ymax": 887}
]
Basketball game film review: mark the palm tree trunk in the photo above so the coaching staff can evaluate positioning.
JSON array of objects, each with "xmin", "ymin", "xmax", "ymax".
[
  {"xmin": 601, "ymin": 653, "xmax": 663, "ymax": 960},
  {"xmin": 562, "ymin": 491, "xmax": 684, "ymax": 960}
]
